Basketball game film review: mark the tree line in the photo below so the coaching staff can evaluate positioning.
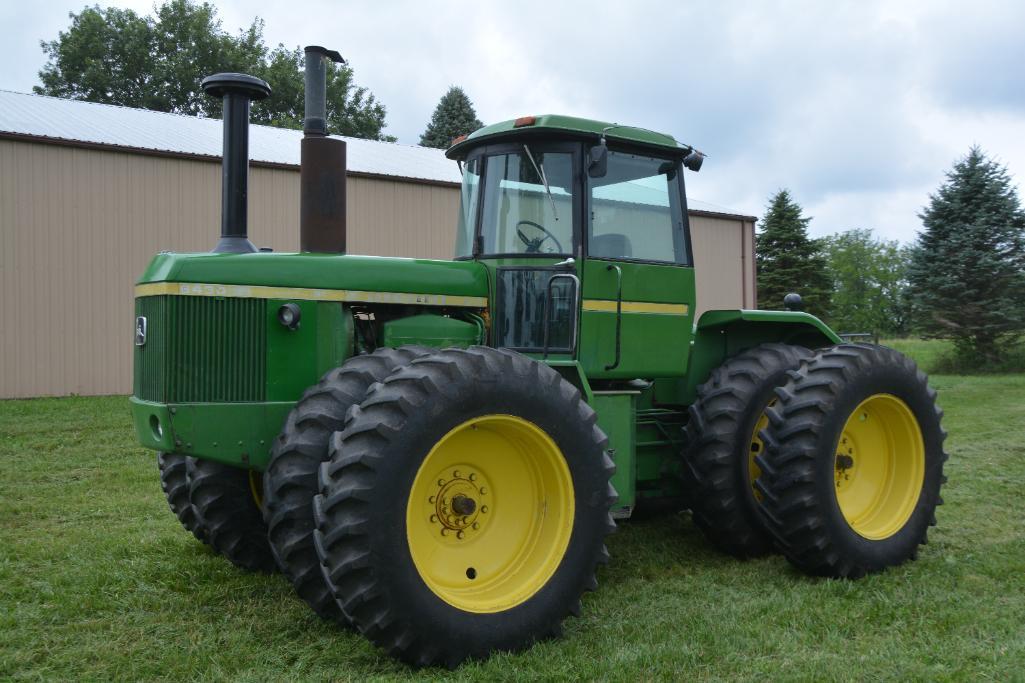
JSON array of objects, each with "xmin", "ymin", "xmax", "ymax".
[
  {"xmin": 757, "ymin": 148, "xmax": 1025, "ymax": 364},
  {"xmin": 36, "ymin": 0, "xmax": 486, "ymax": 146}
]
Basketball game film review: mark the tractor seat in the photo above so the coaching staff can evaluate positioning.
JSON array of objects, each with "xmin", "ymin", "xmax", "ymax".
[{"xmin": 590, "ymin": 233, "xmax": 633, "ymax": 259}]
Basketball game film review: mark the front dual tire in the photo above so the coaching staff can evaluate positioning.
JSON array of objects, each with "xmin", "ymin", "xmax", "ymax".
[
  {"xmin": 261, "ymin": 346, "xmax": 432, "ymax": 621},
  {"xmin": 313, "ymin": 347, "xmax": 616, "ymax": 668},
  {"xmin": 156, "ymin": 452, "xmax": 274, "ymax": 572}
]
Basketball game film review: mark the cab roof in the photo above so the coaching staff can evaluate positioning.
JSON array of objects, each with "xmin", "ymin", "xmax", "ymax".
[{"xmin": 445, "ymin": 114, "xmax": 690, "ymax": 159}]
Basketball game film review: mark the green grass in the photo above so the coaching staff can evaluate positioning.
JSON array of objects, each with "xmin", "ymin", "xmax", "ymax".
[
  {"xmin": 881, "ymin": 337, "xmax": 1025, "ymax": 375},
  {"xmin": 3, "ymin": 370, "xmax": 1025, "ymax": 680}
]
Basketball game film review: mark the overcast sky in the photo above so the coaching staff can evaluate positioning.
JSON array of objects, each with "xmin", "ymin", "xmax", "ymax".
[{"xmin": 4, "ymin": 0, "xmax": 1025, "ymax": 243}]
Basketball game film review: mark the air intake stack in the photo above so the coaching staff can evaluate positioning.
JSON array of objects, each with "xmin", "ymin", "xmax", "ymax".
[
  {"xmin": 300, "ymin": 46, "xmax": 348, "ymax": 253},
  {"xmin": 201, "ymin": 73, "xmax": 272, "ymax": 253}
]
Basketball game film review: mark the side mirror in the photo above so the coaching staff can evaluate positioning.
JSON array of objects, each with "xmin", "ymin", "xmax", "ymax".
[
  {"xmin": 587, "ymin": 142, "xmax": 608, "ymax": 178},
  {"xmin": 683, "ymin": 149, "xmax": 705, "ymax": 172}
]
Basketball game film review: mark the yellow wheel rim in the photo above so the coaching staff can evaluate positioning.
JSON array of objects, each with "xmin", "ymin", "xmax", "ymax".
[
  {"xmin": 406, "ymin": 414, "xmax": 575, "ymax": 613},
  {"xmin": 748, "ymin": 399, "xmax": 775, "ymax": 503},
  {"xmin": 248, "ymin": 471, "xmax": 264, "ymax": 509},
  {"xmin": 834, "ymin": 394, "xmax": 925, "ymax": 540}
]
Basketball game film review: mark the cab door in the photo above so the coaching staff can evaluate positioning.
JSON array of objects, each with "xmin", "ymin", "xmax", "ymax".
[{"xmin": 578, "ymin": 149, "xmax": 696, "ymax": 379}]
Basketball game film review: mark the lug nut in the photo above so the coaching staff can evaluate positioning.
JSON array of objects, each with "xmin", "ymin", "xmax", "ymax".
[
  {"xmin": 481, "ymin": 506, "xmax": 488, "ymax": 514},
  {"xmin": 430, "ymin": 514, "xmax": 438, "ymax": 523},
  {"xmin": 457, "ymin": 531, "xmax": 465, "ymax": 539},
  {"xmin": 472, "ymin": 522, "xmax": 480, "ymax": 530},
  {"xmin": 479, "ymin": 487, "xmax": 487, "ymax": 495},
  {"xmin": 453, "ymin": 470, "xmax": 460, "ymax": 478}
]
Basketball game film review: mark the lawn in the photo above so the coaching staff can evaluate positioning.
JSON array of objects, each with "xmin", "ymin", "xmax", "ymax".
[{"xmin": 2, "ymin": 360, "xmax": 1024, "ymax": 679}]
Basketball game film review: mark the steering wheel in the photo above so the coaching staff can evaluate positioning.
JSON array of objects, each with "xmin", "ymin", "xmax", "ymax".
[{"xmin": 515, "ymin": 220, "xmax": 564, "ymax": 253}]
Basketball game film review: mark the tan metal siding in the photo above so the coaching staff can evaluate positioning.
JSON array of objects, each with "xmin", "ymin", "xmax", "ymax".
[
  {"xmin": 0, "ymin": 138, "xmax": 752, "ymax": 398},
  {"xmin": 690, "ymin": 214, "xmax": 756, "ymax": 317}
]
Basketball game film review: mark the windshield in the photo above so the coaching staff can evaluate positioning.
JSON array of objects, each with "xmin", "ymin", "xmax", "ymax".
[
  {"xmin": 454, "ymin": 157, "xmax": 481, "ymax": 258},
  {"xmin": 477, "ymin": 148, "xmax": 575, "ymax": 256}
]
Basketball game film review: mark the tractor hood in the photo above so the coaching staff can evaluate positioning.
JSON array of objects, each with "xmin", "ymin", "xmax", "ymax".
[{"xmin": 136, "ymin": 252, "xmax": 489, "ymax": 306}]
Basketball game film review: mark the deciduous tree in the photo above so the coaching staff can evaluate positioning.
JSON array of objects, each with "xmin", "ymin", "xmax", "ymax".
[
  {"xmin": 36, "ymin": 1, "xmax": 393, "ymax": 140},
  {"xmin": 823, "ymin": 228, "xmax": 913, "ymax": 336}
]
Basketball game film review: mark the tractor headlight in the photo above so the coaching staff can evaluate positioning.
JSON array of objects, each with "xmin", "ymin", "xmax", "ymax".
[{"xmin": 277, "ymin": 303, "xmax": 302, "ymax": 330}]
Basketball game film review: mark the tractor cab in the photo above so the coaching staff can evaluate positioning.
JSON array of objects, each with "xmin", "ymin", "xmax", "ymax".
[{"xmin": 447, "ymin": 115, "xmax": 701, "ymax": 380}]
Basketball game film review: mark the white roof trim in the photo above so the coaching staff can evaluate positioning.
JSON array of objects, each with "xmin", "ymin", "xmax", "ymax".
[{"xmin": 0, "ymin": 90, "xmax": 750, "ymax": 217}]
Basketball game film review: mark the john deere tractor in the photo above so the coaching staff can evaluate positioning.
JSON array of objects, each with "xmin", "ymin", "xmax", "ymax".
[{"xmin": 131, "ymin": 51, "xmax": 946, "ymax": 668}]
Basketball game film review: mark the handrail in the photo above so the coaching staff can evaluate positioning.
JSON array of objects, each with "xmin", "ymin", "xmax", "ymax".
[
  {"xmin": 605, "ymin": 264, "xmax": 623, "ymax": 370},
  {"xmin": 542, "ymin": 273, "xmax": 580, "ymax": 359}
]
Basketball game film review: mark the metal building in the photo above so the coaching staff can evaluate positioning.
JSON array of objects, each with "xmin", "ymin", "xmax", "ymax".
[{"xmin": 0, "ymin": 91, "xmax": 755, "ymax": 398}]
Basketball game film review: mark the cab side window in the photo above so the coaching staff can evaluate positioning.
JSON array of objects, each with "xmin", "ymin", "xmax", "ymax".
[{"xmin": 588, "ymin": 151, "xmax": 688, "ymax": 264}]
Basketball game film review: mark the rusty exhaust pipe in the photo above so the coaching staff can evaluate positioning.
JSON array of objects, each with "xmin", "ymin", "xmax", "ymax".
[
  {"xmin": 201, "ymin": 73, "xmax": 272, "ymax": 253},
  {"xmin": 300, "ymin": 46, "xmax": 347, "ymax": 253}
]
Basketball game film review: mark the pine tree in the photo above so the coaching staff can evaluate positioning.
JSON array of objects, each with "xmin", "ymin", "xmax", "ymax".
[
  {"xmin": 419, "ymin": 87, "xmax": 483, "ymax": 149},
  {"xmin": 909, "ymin": 147, "xmax": 1025, "ymax": 362},
  {"xmin": 756, "ymin": 189, "xmax": 832, "ymax": 317}
]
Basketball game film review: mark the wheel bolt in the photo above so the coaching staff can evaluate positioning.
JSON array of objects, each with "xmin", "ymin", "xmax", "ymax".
[
  {"xmin": 479, "ymin": 487, "xmax": 487, "ymax": 495},
  {"xmin": 453, "ymin": 470, "xmax": 460, "ymax": 478},
  {"xmin": 472, "ymin": 522, "xmax": 480, "ymax": 530},
  {"xmin": 457, "ymin": 531, "xmax": 465, "ymax": 539},
  {"xmin": 438, "ymin": 479, "xmax": 446, "ymax": 486},
  {"xmin": 469, "ymin": 473, "xmax": 477, "ymax": 481},
  {"xmin": 441, "ymin": 528, "xmax": 448, "ymax": 536},
  {"xmin": 430, "ymin": 514, "xmax": 438, "ymax": 523},
  {"xmin": 429, "ymin": 495, "xmax": 436, "ymax": 503},
  {"xmin": 481, "ymin": 506, "xmax": 488, "ymax": 514}
]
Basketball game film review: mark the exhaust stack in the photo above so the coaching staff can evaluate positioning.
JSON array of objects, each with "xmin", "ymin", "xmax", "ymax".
[
  {"xmin": 201, "ymin": 73, "xmax": 272, "ymax": 253},
  {"xmin": 300, "ymin": 46, "xmax": 348, "ymax": 253}
]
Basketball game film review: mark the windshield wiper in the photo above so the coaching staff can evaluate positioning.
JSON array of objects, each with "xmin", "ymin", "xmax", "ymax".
[{"xmin": 523, "ymin": 144, "xmax": 559, "ymax": 221}]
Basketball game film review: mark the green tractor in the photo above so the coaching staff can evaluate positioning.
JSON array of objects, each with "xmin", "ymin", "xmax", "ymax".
[{"xmin": 131, "ymin": 52, "xmax": 947, "ymax": 668}]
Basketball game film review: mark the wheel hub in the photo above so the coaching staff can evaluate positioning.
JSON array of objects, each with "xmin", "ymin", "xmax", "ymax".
[
  {"xmin": 835, "ymin": 431, "xmax": 860, "ymax": 492},
  {"xmin": 429, "ymin": 468, "xmax": 490, "ymax": 538}
]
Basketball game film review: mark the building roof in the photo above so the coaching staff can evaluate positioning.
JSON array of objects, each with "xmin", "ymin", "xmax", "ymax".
[{"xmin": 0, "ymin": 90, "xmax": 752, "ymax": 219}]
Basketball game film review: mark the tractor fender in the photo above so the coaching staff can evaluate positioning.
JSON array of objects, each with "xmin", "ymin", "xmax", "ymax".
[{"xmin": 680, "ymin": 309, "xmax": 841, "ymax": 404}]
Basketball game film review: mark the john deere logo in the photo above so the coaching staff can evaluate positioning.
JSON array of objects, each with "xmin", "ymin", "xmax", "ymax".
[{"xmin": 135, "ymin": 316, "xmax": 147, "ymax": 346}]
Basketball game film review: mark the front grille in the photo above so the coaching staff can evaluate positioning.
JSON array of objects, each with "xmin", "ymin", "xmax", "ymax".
[{"xmin": 134, "ymin": 295, "xmax": 267, "ymax": 402}]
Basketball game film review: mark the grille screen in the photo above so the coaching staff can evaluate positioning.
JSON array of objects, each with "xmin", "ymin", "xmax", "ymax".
[{"xmin": 134, "ymin": 296, "xmax": 266, "ymax": 403}]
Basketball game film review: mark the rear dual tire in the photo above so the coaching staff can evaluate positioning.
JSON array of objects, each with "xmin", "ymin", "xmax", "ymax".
[
  {"xmin": 756, "ymin": 344, "xmax": 947, "ymax": 578},
  {"xmin": 682, "ymin": 343, "xmax": 812, "ymax": 557}
]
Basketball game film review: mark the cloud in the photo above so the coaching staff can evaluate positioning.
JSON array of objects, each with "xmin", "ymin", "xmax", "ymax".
[{"xmin": 4, "ymin": 0, "xmax": 1023, "ymax": 243}]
